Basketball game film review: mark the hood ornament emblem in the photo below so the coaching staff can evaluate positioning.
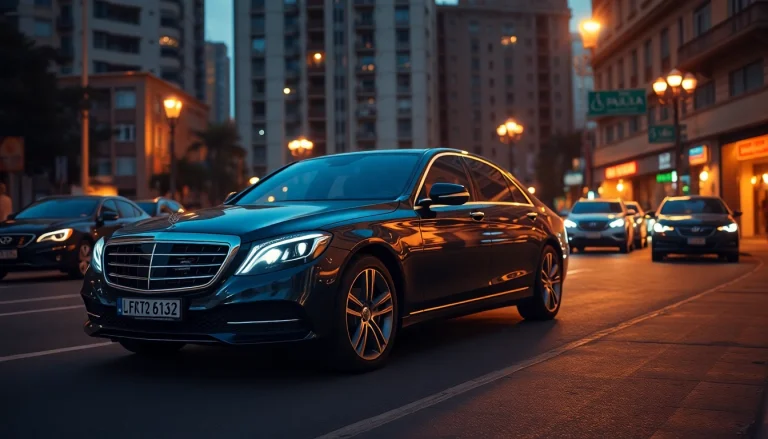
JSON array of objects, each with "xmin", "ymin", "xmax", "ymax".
[
  {"xmin": 0, "ymin": 236, "xmax": 12, "ymax": 245},
  {"xmin": 168, "ymin": 212, "xmax": 182, "ymax": 228},
  {"xmin": 691, "ymin": 226, "xmax": 701, "ymax": 233}
]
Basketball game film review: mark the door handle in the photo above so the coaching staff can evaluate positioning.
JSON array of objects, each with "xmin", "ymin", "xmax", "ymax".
[
  {"xmin": 526, "ymin": 212, "xmax": 538, "ymax": 220},
  {"xmin": 470, "ymin": 211, "xmax": 485, "ymax": 221}
]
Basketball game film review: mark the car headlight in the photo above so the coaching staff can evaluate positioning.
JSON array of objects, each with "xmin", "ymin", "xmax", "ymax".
[
  {"xmin": 236, "ymin": 232, "xmax": 332, "ymax": 275},
  {"xmin": 36, "ymin": 228, "xmax": 73, "ymax": 243},
  {"xmin": 609, "ymin": 218, "xmax": 625, "ymax": 228},
  {"xmin": 635, "ymin": 218, "xmax": 643, "ymax": 224},
  {"xmin": 653, "ymin": 223, "xmax": 674, "ymax": 233},
  {"xmin": 91, "ymin": 237, "xmax": 105, "ymax": 273},
  {"xmin": 564, "ymin": 219, "xmax": 577, "ymax": 228},
  {"xmin": 717, "ymin": 223, "xmax": 738, "ymax": 233}
]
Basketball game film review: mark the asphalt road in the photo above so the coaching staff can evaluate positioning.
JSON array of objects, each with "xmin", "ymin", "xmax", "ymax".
[{"xmin": 0, "ymin": 246, "xmax": 763, "ymax": 439}]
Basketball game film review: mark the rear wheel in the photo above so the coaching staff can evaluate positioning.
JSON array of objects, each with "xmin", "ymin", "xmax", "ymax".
[
  {"xmin": 619, "ymin": 242, "xmax": 630, "ymax": 253},
  {"xmin": 652, "ymin": 251, "xmax": 665, "ymax": 262},
  {"xmin": 517, "ymin": 245, "xmax": 562, "ymax": 321},
  {"xmin": 68, "ymin": 239, "xmax": 93, "ymax": 279},
  {"xmin": 118, "ymin": 340, "xmax": 185, "ymax": 356},
  {"xmin": 725, "ymin": 253, "xmax": 740, "ymax": 263}
]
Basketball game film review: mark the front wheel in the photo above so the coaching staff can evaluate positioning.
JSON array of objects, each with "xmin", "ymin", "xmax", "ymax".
[
  {"xmin": 652, "ymin": 251, "xmax": 665, "ymax": 262},
  {"xmin": 619, "ymin": 242, "xmax": 630, "ymax": 253},
  {"xmin": 723, "ymin": 253, "xmax": 740, "ymax": 263},
  {"xmin": 118, "ymin": 340, "xmax": 185, "ymax": 356},
  {"xmin": 68, "ymin": 239, "xmax": 93, "ymax": 279},
  {"xmin": 517, "ymin": 245, "xmax": 562, "ymax": 321}
]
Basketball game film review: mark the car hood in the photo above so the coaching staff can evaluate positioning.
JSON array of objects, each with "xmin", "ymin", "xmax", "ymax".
[
  {"xmin": 656, "ymin": 213, "xmax": 734, "ymax": 226},
  {"xmin": 0, "ymin": 217, "xmax": 86, "ymax": 234},
  {"xmin": 114, "ymin": 200, "xmax": 400, "ymax": 243},
  {"xmin": 567, "ymin": 213, "xmax": 625, "ymax": 222}
]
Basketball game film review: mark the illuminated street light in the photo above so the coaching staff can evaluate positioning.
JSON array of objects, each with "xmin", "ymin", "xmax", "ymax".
[
  {"xmin": 283, "ymin": 87, "xmax": 291, "ymax": 95},
  {"xmin": 288, "ymin": 137, "xmax": 314, "ymax": 158},
  {"xmin": 313, "ymin": 52, "xmax": 323, "ymax": 61},
  {"xmin": 527, "ymin": 186, "xmax": 536, "ymax": 195},
  {"xmin": 578, "ymin": 19, "xmax": 601, "ymax": 49},
  {"xmin": 497, "ymin": 118, "xmax": 524, "ymax": 177},
  {"xmin": 163, "ymin": 96, "xmax": 183, "ymax": 201},
  {"xmin": 249, "ymin": 176, "xmax": 260, "ymax": 185},
  {"xmin": 616, "ymin": 180, "xmax": 625, "ymax": 192},
  {"xmin": 699, "ymin": 170, "xmax": 709, "ymax": 182}
]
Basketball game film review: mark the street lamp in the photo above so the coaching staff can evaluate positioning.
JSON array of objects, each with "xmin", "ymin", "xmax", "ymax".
[
  {"xmin": 653, "ymin": 69, "xmax": 697, "ymax": 195},
  {"xmin": 288, "ymin": 137, "xmax": 313, "ymax": 159},
  {"xmin": 497, "ymin": 118, "xmax": 524, "ymax": 175},
  {"xmin": 577, "ymin": 18, "xmax": 601, "ymax": 195},
  {"xmin": 163, "ymin": 96, "xmax": 183, "ymax": 200},
  {"xmin": 578, "ymin": 19, "xmax": 601, "ymax": 50}
]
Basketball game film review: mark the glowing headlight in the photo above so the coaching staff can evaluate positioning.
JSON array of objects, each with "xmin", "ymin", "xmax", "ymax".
[
  {"xmin": 236, "ymin": 232, "xmax": 332, "ymax": 275},
  {"xmin": 635, "ymin": 218, "xmax": 643, "ymax": 224},
  {"xmin": 653, "ymin": 223, "xmax": 674, "ymax": 233},
  {"xmin": 91, "ymin": 237, "xmax": 105, "ymax": 273},
  {"xmin": 609, "ymin": 218, "xmax": 625, "ymax": 228},
  {"xmin": 717, "ymin": 223, "xmax": 738, "ymax": 233},
  {"xmin": 36, "ymin": 228, "xmax": 73, "ymax": 243},
  {"xmin": 564, "ymin": 219, "xmax": 577, "ymax": 228}
]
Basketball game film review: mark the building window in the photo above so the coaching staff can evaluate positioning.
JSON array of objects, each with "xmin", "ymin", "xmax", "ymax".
[
  {"xmin": 395, "ymin": 6, "xmax": 409, "ymax": 25},
  {"xmin": 34, "ymin": 0, "xmax": 52, "ymax": 6},
  {"xmin": 606, "ymin": 65, "xmax": 613, "ymax": 89},
  {"xmin": 251, "ymin": 38, "xmax": 265, "ymax": 53},
  {"xmin": 114, "ymin": 88, "xmax": 136, "ymax": 109},
  {"xmin": 159, "ymin": 35, "xmax": 179, "ymax": 47},
  {"xmin": 471, "ymin": 75, "xmax": 480, "ymax": 88},
  {"xmin": 94, "ymin": 0, "xmax": 140, "ymax": 24},
  {"xmin": 693, "ymin": 2, "xmax": 712, "ymax": 37},
  {"xmin": 616, "ymin": 122, "xmax": 625, "ymax": 140},
  {"xmin": 94, "ymin": 158, "xmax": 111, "ymax": 176},
  {"xmin": 471, "ymin": 58, "xmax": 480, "ymax": 70},
  {"xmin": 617, "ymin": 59, "xmax": 625, "ymax": 88},
  {"xmin": 660, "ymin": 105, "xmax": 669, "ymax": 121},
  {"xmin": 630, "ymin": 49, "xmax": 638, "ymax": 78},
  {"xmin": 729, "ymin": 0, "xmax": 752, "ymax": 16},
  {"xmin": 505, "ymin": 57, "xmax": 513, "ymax": 69},
  {"xmin": 469, "ymin": 20, "xmax": 479, "ymax": 33},
  {"xmin": 730, "ymin": 60, "xmax": 764, "ymax": 96},
  {"xmin": 251, "ymin": 15, "xmax": 265, "ymax": 34},
  {"xmin": 693, "ymin": 81, "xmax": 716, "ymax": 109},
  {"xmin": 660, "ymin": 28, "xmax": 670, "ymax": 62},
  {"xmin": 605, "ymin": 125, "xmax": 614, "ymax": 143},
  {"xmin": 33, "ymin": 19, "xmax": 52, "ymax": 37},
  {"xmin": 629, "ymin": 116, "xmax": 639, "ymax": 134},
  {"xmin": 115, "ymin": 157, "xmax": 137, "ymax": 176},
  {"xmin": 677, "ymin": 16, "xmax": 684, "ymax": 46},
  {"xmin": 115, "ymin": 124, "xmax": 136, "ymax": 142},
  {"xmin": 471, "ymin": 39, "xmax": 479, "ymax": 52},
  {"xmin": 648, "ymin": 105, "xmax": 656, "ymax": 125},
  {"xmin": 643, "ymin": 39, "xmax": 652, "ymax": 68}
]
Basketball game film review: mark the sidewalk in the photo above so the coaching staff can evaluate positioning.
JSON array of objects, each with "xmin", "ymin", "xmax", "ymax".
[{"xmin": 365, "ymin": 245, "xmax": 768, "ymax": 439}]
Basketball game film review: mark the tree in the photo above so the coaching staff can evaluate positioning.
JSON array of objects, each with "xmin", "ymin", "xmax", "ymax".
[
  {"xmin": 534, "ymin": 131, "xmax": 584, "ymax": 207},
  {"xmin": 187, "ymin": 122, "xmax": 246, "ymax": 204}
]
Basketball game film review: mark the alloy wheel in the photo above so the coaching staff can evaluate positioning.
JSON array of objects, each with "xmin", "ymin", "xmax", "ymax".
[
  {"xmin": 78, "ymin": 242, "xmax": 92, "ymax": 275},
  {"xmin": 540, "ymin": 252, "xmax": 562, "ymax": 312},
  {"xmin": 345, "ymin": 268, "xmax": 395, "ymax": 361}
]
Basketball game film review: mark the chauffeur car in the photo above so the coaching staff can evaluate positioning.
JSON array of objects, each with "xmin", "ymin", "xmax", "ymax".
[
  {"xmin": 564, "ymin": 198, "xmax": 636, "ymax": 253},
  {"xmin": 80, "ymin": 149, "xmax": 570, "ymax": 371}
]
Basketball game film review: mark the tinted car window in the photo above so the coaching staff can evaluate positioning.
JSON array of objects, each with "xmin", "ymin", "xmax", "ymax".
[
  {"xmin": 15, "ymin": 198, "xmax": 99, "ymax": 219},
  {"xmin": 660, "ymin": 198, "xmax": 727, "ymax": 215},
  {"xmin": 571, "ymin": 202, "xmax": 623, "ymax": 214},
  {"xmin": 236, "ymin": 153, "xmax": 420, "ymax": 204},
  {"xmin": 624, "ymin": 202, "xmax": 642, "ymax": 213},
  {"xmin": 100, "ymin": 200, "xmax": 119, "ymax": 218},
  {"xmin": 136, "ymin": 202, "xmax": 157, "ymax": 215},
  {"xmin": 168, "ymin": 201, "xmax": 182, "ymax": 212},
  {"xmin": 465, "ymin": 159, "xmax": 516, "ymax": 203},
  {"xmin": 418, "ymin": 155, "xmax": 472, "ymax": 201},
  {"xmin": 116, "ymin": 200, "xmax": 139, "ymax": 217},
  {"xmin": 159, "ymin": 203, "xmax": 175, "ymax": 214}
]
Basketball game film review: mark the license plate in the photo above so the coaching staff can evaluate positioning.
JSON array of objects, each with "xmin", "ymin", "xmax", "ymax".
[
  {"xmin": 117, "ymin": 298, "xmax": 181, "ymax": 320},
  {"xmin": 587, "ymin": 233, "xmax": 602, "ymax": 239},
  {"xmin": 687, "ymin": 237, "xmax": 706, "ymax": 246},
  {"xmin": 0, "ymin": 249, "xmax": 17, "ymax": 260}
]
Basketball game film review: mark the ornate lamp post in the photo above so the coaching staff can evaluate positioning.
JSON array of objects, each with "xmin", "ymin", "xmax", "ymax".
[
  {"xmin": 653, "ymin": 69, "xmax": 697, "ymax": 195},
  {"xmin": 497, "ymin": 118, "xmax": 524, "ymax": 174},
  {"xmin": 163, "ymin": 96, "xmax": 183, "ymax": 200},
  {"xmin": 578, "ymin": 19, "xmax": 601, "ymax": 195},
  {"xmin": 288, "ymin": 137, "xmax": 313, "ymax": 159}
]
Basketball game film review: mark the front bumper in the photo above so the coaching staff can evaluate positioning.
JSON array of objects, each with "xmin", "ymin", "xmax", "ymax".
[
  {"xmin": 81, "ymin": 245, "xmax": 350, "ymax": 345},
  {"xmin": 566, "ymin": 228, "xmax": 628, "ymax": 248},
  {"xmin": 652, "ymin": 232, "xmax": 739, "ymax": 255},
  {"xmin": 1, "ymin": 241, "xmax": 79, "ymax": 272}
]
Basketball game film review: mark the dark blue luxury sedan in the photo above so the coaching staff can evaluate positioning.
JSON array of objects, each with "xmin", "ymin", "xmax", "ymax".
[{"xmin": 81, "ymin": 149, "xmax": 569, "ymax": 371}]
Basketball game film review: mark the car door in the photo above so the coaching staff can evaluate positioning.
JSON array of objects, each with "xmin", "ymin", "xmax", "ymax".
[
  {"xmin": 463, "ymin": 157, "xmax": 541, "ymax": 295},
  {"xmin": 412, "ymin": 154, "xmax": 494, "ymax": 311}
]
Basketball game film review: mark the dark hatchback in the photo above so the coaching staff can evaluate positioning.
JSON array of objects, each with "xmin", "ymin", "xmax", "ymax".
[
  {"xmin": 81, "ymin": 149, "xmax": 569, "ymax": 371},
  {"xmin": 0, "ymin": 196, "xmax": 150, "ymax": 280},
  {"xmin": 649, "ymin": 195, "xmax": 741, "ymax": 263}
]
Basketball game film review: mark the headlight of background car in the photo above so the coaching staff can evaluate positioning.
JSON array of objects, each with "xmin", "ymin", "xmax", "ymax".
[
  {"xmin": 236, "ymin": 232, "xmax": 332, "ymax": 275},
  {"xmin": 717, "ymin": 223, "xmax": 738, "ymax": 233},
  {"xmin": 91, "ymin": 237, "xmax": 105, "ymax": 273},
  {"xmin": 564, "ymin": 219, "xmax": 577, "ymax": 228},
  {"xmin": 36, "ymin": 228, "xmax": 73, "ymax": 243},
  {"xmin": 609, "ymin": 218, "xmax": 625, "ymax": 228},
  {"xmin": 635, "ymin": 217, "xmax": 643, "ymax": 224},
  {"xmin": 653, "ymin": 223, "xmax": 674, "ymax": 233}
]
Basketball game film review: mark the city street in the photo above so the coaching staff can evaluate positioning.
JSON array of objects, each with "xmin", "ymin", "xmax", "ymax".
[{"xmin": 1, "ymin": 244, "xmax": 767, "ymax": 439}]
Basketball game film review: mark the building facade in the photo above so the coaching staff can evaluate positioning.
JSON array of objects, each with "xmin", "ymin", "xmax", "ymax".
[
  {"xmin": 2, "ymin": 0, "xmax": 206, "ymax": 101},
  {"xmin": 234, "ymin": 0, "xmax": 438, "ymax": 177},
  {"xmin": 205, "ymin": 42, "xmax": 231, "ymax": 123},
  {"xmin": 58, "ymin": 72, "xmax": 209, "ymax": 200},
  {"xmin": 436, "ymin": 0, "xmax": 573, "ymax": 186},
  {"xmin": 572, "ymin": 33, "xmax": 595, "ymax": 131},
  {"xmin": 590, "ymin": 0, "xmax": 768, "ymax": 237}
]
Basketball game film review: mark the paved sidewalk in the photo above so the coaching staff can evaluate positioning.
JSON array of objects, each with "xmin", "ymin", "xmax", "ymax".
[{"xmin": 364, "ymin": 246, "xmax": 768, "ymax": 439}]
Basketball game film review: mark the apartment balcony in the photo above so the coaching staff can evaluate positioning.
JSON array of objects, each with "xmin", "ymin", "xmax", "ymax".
[
  {"xmin": 57, "ymin": 15, "xmax": 74, "ymax": 31},
  {"xmin": 357, "ymin": 63, "xmax": 376, "ymax": 75},
  {"xmin": 307, "ymin": 41, "xmax": 324, "ymax": 52},
  {"xmin": 397, "ymin": 107, "xmax": 411, "ymax": 117},
  {"xmin": 398, "ymin": 130, "xmax": 412, "ymax": 140},
  {"xmin": 396, "ymin": 85, "xmax": 410, "ymax": 95},
  {"xmin": 307, "ymin": 18, "xmax": 324, "ymax": 31},
  {"xmin": 356, "ymin": 85, "xmax": 376, "ymax": 96},
  {"xmin": 357, "ymin": 105, "xmax": 377, "ymax": 118},
  {"xmin": 679, "ymin": 2, "xmax": 768, "ymax": 71},
  {"xmin": 355, "ymin": 19, "xmax": 374, "ymax": 29},
  {"xmin": 396, "ymin": 40, "xmax": 410, "ymax": 51},
  {"xmin": 284, "ymin": 0, "xmax": 299, "ymax": 12},
  {"xmin": 306, "ymin": 0, "xmax": 323, "ymax": 8},
  {"xmin": 357, "ymin": 131, "xmax": 377, "ymax": 141},
  {"xmin": 284, "ymin": 22, "xmax": 299, "ymax": 35},
  {"xmin": 355, "ymin": 40, "xmax": 375, "ymax": 51},
  {"xmin": 308, "ymin": 64, "xmax": 325, "ymax": 76},
  {"xmin": 58, "ymin": 45, "xmax": 74, "ymax": 61},
  {"xmin": 284, "ymin": 44, "xmax": 300, "ymax": 57},
  {"xmin": 354, "ymin": 0, "xmax": 375, "ymax": 6},
  {"xmin": 308, "ymin": 107, "xmax": 326, "ymax": 120},
  {"xmin": 308, "ymin": 84, "xmax": 325, "ymax": 97}
]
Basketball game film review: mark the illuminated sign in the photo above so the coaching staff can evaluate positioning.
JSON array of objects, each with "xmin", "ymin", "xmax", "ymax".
[
  {"xmin": 656, "ymin": 171, "xmax": 674, "ymax": 183},
  {"xmin": 732, "ymin": 134, "xmax": 768, "ymax": 161},
  {"xmin": 688, "ymin": 145, "xmax": 709, "ymax": 165},
  {"xmin": 658, "ymin": 152, "xmax": 672, "ymax": 170},
  {"xmin": 605, "ymin": 161, "xmax": 638, "ymax": 179}
]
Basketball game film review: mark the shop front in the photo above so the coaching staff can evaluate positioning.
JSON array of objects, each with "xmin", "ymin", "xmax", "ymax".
[
  {"xmin": 721, "ymin": 133, "xmax": 768, "ymax": 238},
  {"xmin": 595, "ymin": 151, "xmax": 679, "ymax": 211},
  {"xmin": 686, "ymin": 143, "xmax": 721, "ymax": 197}
]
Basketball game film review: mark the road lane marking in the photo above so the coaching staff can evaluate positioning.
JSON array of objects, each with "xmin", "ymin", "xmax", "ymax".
[
  {"xmin": 0, "ymin": 342, "xmax": 114, "ymax": 364},
  {"xmin": 0, "ymin": 305, "xmax": 82, "ymax": 317},
  {"xmin": 566, "ymin": 269, "xmax": 589, "ymax": 275},
  {"xmin": 0, "ymin": 294, "xmax": 80, "ymax": 305},
  {"xmin": 315, "ymin": 260, "xmax": 764, "ymax": 439}
]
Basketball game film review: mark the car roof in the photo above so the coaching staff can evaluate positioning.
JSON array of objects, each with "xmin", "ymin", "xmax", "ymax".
[
  {"xmin": 663, "ymin": 195, "xmax": 722, "ymax": 202},
  {"xmin": 576, "ymin": 198, "xmax": 623, "ymax": 203},
  {"xmin": 38, "ymin": 195, "xmax": 117, "ymax": 201}
]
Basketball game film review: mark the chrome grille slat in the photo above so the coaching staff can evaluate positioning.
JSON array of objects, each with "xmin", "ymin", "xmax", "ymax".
[
  {"xmin": 152, "ymin": 253, "xmax": 228, "ymax": 257},
  {"xmin": 151, "ymin": 274, "xmax": 215, "ymax": 281},
  {"xmin": 108, "ymin": 273, "xmax": 149, "ymax": 281}
]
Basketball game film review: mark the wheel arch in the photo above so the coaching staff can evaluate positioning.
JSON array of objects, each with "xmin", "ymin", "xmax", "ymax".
[{"xmin": 342, "ymin": 241, "xmax": 407, "ymax": 318}]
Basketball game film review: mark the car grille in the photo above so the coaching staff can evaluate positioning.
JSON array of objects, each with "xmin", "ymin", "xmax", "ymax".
[
  {"xmin": 677, "ymin": 226, "xmax": 715, "ymax": 237},
  {"xmin": 578, "ymin": 221, "xmax": 608, "ymax": 231},
  {"xmin": 104, "ymin": 241, "xmax": 232, "ymax": 292},
  {"xmin": 0, "ymin": 234, "xmax": 35, "ymax": 249}
]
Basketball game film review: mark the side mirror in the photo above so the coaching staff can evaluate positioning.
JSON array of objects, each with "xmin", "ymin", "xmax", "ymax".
[
  {"xmin": 6, "ymin": 212, "xmax": 16, "ymax": 220},
  {"xmin": 733, "ymin": 210, "xmax": 743, "ymax": 217},
  {"xmin": 626, "ymin": 209, "xmax": 637, "ymax": 216},
  {"xmin": 224, "ymin": 191, "xmax": 238, "ymax": 204},
  {"xmin": 419, "ymin": 183, "xmax": 470, "ymax": 207},
  {"xmin": 98, "ymin": 211, "xmax": 119, "ymax": 223}
]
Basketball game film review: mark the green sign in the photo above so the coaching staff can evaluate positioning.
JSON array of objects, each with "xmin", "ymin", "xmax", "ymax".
[
  {"xmin": 648, "ymin": 125, "xmax": 687, "ymax": 144},
  {"xmin": 656, "ymin": 171, "xmax": 676, "ymax": 183},
  {"xmin": 587, "ymin": 89, "xmax": 647, "ymax": 117}
]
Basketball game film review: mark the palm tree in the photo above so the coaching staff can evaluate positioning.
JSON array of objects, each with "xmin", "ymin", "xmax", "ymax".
[{"xmin": 187, "ymin": 121, "xmax": 246, "ymax": 204}]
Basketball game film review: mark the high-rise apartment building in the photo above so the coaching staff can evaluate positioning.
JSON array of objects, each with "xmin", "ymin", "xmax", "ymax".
[
  {"xmin": 1, "ymin": 0, "xmax": 206, "ymax": 101},
  {"xmin": 205, "ymin": 42, "xmax": 231, "ymax": 123},
  {"xmin": 436, "ymin": 0, "xmax": 573, "ymax": 186},
  {"xmin": 572, "ymin": 33, "xmax": 595, "ymax": 131},
  {"xmin": 234, "ymin": 0, "xmax": 438, "ymax": 177}
]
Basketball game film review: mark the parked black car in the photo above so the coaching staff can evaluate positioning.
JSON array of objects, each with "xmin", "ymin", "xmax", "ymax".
[
  {"xmin": 81, "ymin": 149, "xmax": 569, "ymax": 371},
  {"xmin": 136, "ymin": 198, "xmax": 185, "ymax": 217},
  {"xmin": 0, "ymin": 196, "xmax": 150, "ymax": 280},
  {"xmin": 648, "ymin": 195, "xmax": 741, "ymax": 263}
]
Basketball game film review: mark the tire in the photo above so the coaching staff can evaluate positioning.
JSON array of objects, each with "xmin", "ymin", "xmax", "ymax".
[
  {"xmin": 329, "ymin": 255, "xmax": 399, "ymax": 372},
  {"xmin": 652, "ymin": 252, "xmax": 665, "ymax": 262},
  {"xmin": 68, "ymin": 239, "xmax": 93, "ymax": 279},
  {"xmin": 118, "ymin": 340, "xmax": 185, "ymax": 356},
  {"xmin": 619, "ymin": 242, "xmax": 630, "ymax": 253},
  {"xmin": 517, "ymin": 245, "xmax": 562, "ymax": 321},
  {"xmin": 576, "ymin": 246, "xmax": 585, "ymax": 254},
  {"xmin": 726, "ymin": 253, "xmax": 739, "ymax": 263}
]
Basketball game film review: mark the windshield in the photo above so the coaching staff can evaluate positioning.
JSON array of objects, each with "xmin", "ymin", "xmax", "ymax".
[
  {"xmin": 16, "ymin": 198, "xmax": 99, "ymax": 219},
  {"xmin": 236, "ymin": 153, "xmax": 421, "ymax": 204},
  {"xmin": 571, "ymin": 202, "xmax": 623, "ymax": 214},
  {"xmin": 660, "ymin": 198, "xmax": 728, "ymax": 215},
  {"xmin": 625, "ymin": 202, "xmax": 640, "ymax": 212},
  {"xmin": 136, "ymin": 202, "xmax": 157, "ymax": 214}
]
